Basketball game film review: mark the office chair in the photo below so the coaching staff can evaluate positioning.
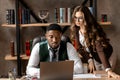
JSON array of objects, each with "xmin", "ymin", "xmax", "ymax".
[{"xmin": 32, "ymin": 35, "xmax": 71, "ymax": 48}]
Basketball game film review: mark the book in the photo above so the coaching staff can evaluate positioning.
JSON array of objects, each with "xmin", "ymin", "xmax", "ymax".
[{"xmin": 6, "ymin": 9, "xmax": 15, "ymax": 24}]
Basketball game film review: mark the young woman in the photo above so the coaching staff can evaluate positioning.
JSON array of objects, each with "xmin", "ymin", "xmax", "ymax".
[{"xmin": 70, "ymin": 5, "xmax": 120, "ymax": 78}]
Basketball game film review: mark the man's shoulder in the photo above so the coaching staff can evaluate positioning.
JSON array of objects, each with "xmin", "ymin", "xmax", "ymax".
[{"xmin": 39, "ymin": 40, "xmax": 48, "ymax": 45}]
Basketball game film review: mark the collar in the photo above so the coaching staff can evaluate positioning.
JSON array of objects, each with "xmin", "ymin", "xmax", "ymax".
[{"xmin": 47, "ymin": 43, "xmax": 60, "ymax": 51}]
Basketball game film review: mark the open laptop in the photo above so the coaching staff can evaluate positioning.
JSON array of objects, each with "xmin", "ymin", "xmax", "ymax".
[{"xmin": 40, "ymin": 61, "xmax": 74, "ymax": 80}]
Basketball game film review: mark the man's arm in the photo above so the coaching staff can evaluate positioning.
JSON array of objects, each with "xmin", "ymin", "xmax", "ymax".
[
  {"xmin": 67, "ymin": 42, "xmax": 83, "ymax": 74},
  {"xmin": 26, "ymin": 43, "xmax": 40, "ymax": 78}
]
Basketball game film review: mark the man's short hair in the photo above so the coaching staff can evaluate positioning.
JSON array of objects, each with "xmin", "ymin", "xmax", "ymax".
[{"xmin": 46, "ymin": 23, "xmax": 62, "ymax": 32}]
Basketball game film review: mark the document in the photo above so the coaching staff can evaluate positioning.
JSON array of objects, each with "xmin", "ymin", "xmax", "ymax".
[{"xmin": 73, "ymin": 74, "xmax": 101, "ymax": 78}]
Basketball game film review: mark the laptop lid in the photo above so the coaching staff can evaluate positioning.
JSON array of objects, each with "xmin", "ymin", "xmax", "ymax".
[{"xmin": 40, "ymin": 61, "xmax": 74, "ymax": 80}]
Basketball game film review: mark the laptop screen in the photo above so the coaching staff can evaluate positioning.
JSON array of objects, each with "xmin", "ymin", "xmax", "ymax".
[{"xmin": 40, "ymin": 61, "xmax": 74, "ymax": 80}]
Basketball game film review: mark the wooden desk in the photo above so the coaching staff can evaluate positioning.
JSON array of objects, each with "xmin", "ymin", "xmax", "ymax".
[
  {"xmin": 0, "ymin": 78, "xmax": 118, "ymax": 80},
  {"xmin": 0, "ymin": 71, "xmax": 119, "ymax": 80},
  {"xmin": 0, "ymin": 78, "xmax": 20, "ymax": 80},
  {"xmin": 73, "ymin": 78, "xmax": 119, "ymax": 80},
  {"xmin": 73, "ymin": 71, "xmax": 120, "ymax": 80},
  {"xmin": 0, "ymin": 78, "xmax": 119, "ymax": 80}
]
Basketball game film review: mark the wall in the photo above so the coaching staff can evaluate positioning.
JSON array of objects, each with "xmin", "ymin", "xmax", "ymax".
[{"xmin": 0, "ymin": 0, "xmax": 120, "ymax": 76}]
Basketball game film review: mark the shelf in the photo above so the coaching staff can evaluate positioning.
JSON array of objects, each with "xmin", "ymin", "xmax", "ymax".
[
  {"xmin": 1, "ymin": 22, "xmax": 111, "ymax": 28},
  {"xmin": 1, "ymin": 23, "xmax": 71, "ymax": 28},
  {"xmin": 5, "ymin": 54, "xmax": 29, "ymax": 60},
  {"xmin": 99, "ymin": 21, "xmax": 112, "ymax": 26}
]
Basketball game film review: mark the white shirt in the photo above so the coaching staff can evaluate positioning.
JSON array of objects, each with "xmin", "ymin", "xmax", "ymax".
[
  {"xmin": 79, "ymin": 31, "xmax": 90, "ymax": 53},
  {"xmin": 26, "ymin": 42, "xmax": 83, "ymax": 78}
]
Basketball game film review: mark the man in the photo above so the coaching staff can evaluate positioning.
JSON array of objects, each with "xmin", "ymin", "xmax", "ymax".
[{"xmin": 26, "ymin": 23, "xmax": 83, "ymax": 78}]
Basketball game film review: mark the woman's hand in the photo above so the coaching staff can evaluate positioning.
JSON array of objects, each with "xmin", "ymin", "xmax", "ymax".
[
  {"xmin": 88, "ymin": 59, "xmax": 95, "ymax": 73},
  {"xmin": 107, "ymin": 70, "xmax": 120, "ymax": 78}
]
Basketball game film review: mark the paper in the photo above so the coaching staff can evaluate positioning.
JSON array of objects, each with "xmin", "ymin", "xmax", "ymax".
[{"xmin": 73, "ymin": 74, "xmax": 101, "ymax": 78}]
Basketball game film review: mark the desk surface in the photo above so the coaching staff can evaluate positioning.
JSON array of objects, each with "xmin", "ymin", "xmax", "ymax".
[
  {"xmin": 0, "ymin": 78, "xmax": 20, "ymax": 80},
  {"xmin": 0, "ymin": 78, "xmax": 119, "ymax": 80},
  {"xmin": 74, "ymin": 78, "xmax": 119, "ymax": 80},
  {"xmin": 0, "ymin": 71, "xmax": 119, "ymax": 80}
]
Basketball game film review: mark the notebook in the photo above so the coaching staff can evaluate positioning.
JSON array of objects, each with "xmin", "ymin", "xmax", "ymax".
[{"xmin": 40, "ymin": 61, "xmax": 74, "ymax": 80}]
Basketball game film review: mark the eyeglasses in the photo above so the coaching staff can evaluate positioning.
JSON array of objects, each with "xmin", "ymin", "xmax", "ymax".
[{"xmin": 74, "ymin": 16, "xmax": 84, "ymax": 21}]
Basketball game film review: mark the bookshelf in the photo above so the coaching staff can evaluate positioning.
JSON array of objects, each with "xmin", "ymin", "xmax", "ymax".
[
  {"xmin": 2, "ymin": 21, "xmax": 112, "ymax": 61},
  {"xmin": 3, "ymin": 0, "xmax": 111, "ymax": 76}
]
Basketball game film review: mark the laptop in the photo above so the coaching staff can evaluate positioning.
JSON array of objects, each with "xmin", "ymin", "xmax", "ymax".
[{"xmin": 40, "ymin": 61, "xmax": 74, "ymax": 80}]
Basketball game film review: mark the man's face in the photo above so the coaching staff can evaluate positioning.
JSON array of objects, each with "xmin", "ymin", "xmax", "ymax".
[{"xmin": 45, "ymin": 30, "xmax": 62, "ymax": 49}]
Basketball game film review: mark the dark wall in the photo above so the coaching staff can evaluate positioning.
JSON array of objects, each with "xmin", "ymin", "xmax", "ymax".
[{"xmin": 0, "ymin": 0, "xmax": 120, "ymax": 76}]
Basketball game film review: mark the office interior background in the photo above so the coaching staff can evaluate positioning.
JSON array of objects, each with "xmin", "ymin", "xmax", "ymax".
[{"xmin": 0, "ymin": 0, "xmax": 120, "ymax": 76}]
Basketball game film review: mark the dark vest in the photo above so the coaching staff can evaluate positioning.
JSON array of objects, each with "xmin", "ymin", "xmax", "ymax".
[{"xmin": 39, "ymin": 40, "xmax": 68, "ymax": 62}]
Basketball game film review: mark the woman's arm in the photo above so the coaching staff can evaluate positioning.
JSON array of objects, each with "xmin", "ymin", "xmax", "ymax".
[
  {"xmin": 95, "ymin": 41, "xmax": 120, "ymax": 78},
  {"xmin": 95, "ymin": 41, "xmax": 111, "ymax": 69}
]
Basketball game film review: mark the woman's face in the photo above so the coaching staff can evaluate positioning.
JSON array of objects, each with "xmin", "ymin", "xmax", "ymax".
[{"xmin": 74, "ymin": 11, "xmax": 85, "ymax": 27}]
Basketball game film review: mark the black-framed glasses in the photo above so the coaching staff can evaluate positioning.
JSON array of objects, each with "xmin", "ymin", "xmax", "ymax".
[{"xmin": 74, "ymin": 16, "xmax": 84, "ymax": 21}]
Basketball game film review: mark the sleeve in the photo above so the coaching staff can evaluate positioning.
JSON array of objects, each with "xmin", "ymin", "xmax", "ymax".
[
  {"xmin": 67, "ymin": 42, "xmax": 84, "ymax": 74},
  {"xmin": 26, "ymin": 43, "xmax": 40, "ymax": 78},
  {"xmin": 95, "ymin": 41, "xmax": 111, "ymax": 69}
]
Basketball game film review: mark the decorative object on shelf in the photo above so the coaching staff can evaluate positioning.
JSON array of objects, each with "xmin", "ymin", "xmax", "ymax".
[
  {"xmin": 38, "ymin": 10, "xmax": 49, "ymax": 23},
  {"xmin": 101, "ymin": 14, "xmax": 107, "ymax": 22},
  {"xmin": 25, "ymin": 40, "xmax": 30, "ymax": 56},
  {"xmin": 10, "ymin": 41, "xmax": 15, "ymax": 56},
  {"xmin": 8, "ymin": 70, "xmax": 16, "ymax": 80}
]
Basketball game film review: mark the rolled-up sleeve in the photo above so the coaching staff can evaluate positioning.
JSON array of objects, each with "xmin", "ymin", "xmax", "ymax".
[
  {"xmin": 67, "ymin": 42, "xmax": 84, "ymax": 74},
  {"xmin": 26, "ymin": 43, "xmax": 40, "ymax": 78}
]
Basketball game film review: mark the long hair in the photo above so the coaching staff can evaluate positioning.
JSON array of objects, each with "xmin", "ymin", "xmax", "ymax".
[{"xmin": 70, "ymin": 5, "xmax": 110, "ymax": 52}]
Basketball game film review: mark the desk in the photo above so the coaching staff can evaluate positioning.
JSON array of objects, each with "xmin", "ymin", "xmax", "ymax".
[
  {"xmin": 0, "ymin": 77, "xmax": 119, "ymax": 80},
  {"xmin": 73, "ymin": 78, "xmax": 119, "ymax": 80},
  {"xmin": 73, "ymin": 71, "xmax": 120, "ymax": 80},
  {"xmin": 0, "ymin": 78, "xmax": 118, "ymax": 80},
  {"xmin": 0, "ymin": 78, "xmax": 20, "ymax": 80},
  {"xmin": 0, "ymin": 71, "xmax": 119, "ymax": 80}
]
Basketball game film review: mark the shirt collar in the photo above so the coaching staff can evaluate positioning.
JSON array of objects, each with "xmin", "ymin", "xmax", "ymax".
[{"xmin": 47, "ymin": 43, "xmax": 60, "ymax": 51}]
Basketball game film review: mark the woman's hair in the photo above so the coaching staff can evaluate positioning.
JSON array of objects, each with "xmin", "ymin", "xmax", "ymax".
[{"xmin": 70, "ymin": 5, "xmax": 110, "ymax": 51}]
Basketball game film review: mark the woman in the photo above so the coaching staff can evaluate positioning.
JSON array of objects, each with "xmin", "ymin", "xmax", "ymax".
[{"xmin": 70, "ymin": 5, "xmax": 120, "ymax": 78}]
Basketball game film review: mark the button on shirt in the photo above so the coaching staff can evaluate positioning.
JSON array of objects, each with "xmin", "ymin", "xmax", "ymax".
[{"xmin": 26, "ymin": 42, "xmax": 83, "ymax": 78}]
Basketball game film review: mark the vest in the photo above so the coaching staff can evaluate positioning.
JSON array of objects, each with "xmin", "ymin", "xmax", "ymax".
[{"xmin": 39, "ymin": 40, "xmax": 68, "ymax": 62}]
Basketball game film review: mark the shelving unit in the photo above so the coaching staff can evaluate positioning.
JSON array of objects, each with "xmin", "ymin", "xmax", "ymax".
[
  {"xmin": 3, "ymin": 0, "xmax": 112, "ymax": 76},
  {"xmin": 2, "ymin": 21, "xmax": 111, "ymax": 61},
  {"xmin": 2, "ymin": 21, "xmax": 112, "ymax": 61}
]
